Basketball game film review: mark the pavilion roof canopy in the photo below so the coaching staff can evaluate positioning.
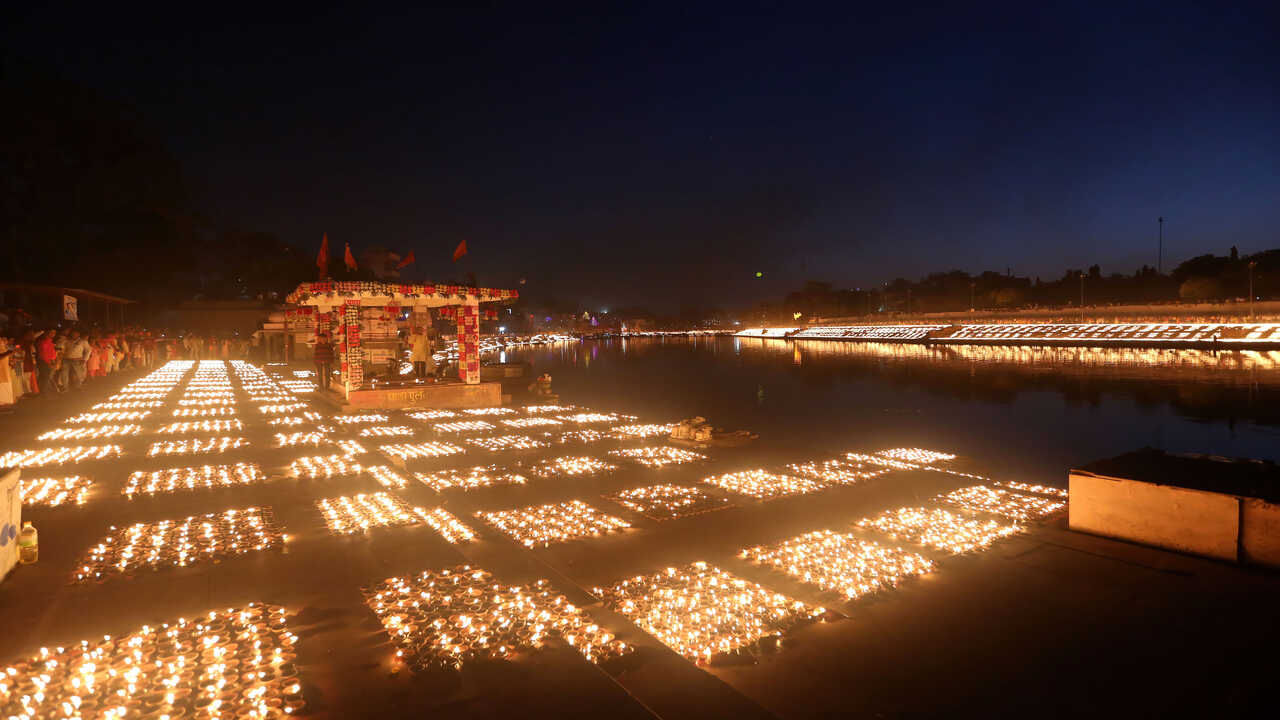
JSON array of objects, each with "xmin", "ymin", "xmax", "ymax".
[{"xmin": 286, "ymin": 280, "xmax": 517, "ymax": 309}]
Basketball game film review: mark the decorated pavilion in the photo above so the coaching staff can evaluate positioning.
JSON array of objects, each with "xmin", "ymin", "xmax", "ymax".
[{"xmin": 285, "ymin": 280, "xmax": 518, "ymax": 408}]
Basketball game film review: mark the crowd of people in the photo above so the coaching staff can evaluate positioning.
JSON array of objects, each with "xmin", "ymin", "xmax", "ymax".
[{"xmin": 0, "ymin": 326, "xmax": 260, "ymax": 406}]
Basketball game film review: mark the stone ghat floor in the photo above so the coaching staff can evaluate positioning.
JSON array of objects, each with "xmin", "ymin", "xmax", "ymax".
[{"xmin": 0, "ymin": 360, "xmax": 1277, "ymax": 718}]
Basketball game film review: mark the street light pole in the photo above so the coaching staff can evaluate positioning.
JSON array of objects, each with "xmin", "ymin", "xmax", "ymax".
[
  {"xmin": 969, "ymin": 281, "xmax": 975, "ymax": 312},
  {"xmin": 1079, "ymin": 273, "xmax": 1086, "ymax": 323},
  {"xmin": 1158, "ymin": 216, "xmax": 1164, "ymax": 274},
  {"xmin": 1249, "ymin": 260, "xmax": 1257, "ymax": 320}
]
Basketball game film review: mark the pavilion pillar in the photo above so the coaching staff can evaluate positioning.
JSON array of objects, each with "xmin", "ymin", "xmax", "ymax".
[
  {"xmin": 341, "ymin": 299, "xmax": 363, "ymax": 393},
  {"xmin": 456, "ymin": 299, "xmax": 480, "ymax": 384}
]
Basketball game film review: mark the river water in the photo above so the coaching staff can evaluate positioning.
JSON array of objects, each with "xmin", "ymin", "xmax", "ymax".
[{"xmin": 503, "ymin": 336, "xmax": 1280, "ymax": 485}]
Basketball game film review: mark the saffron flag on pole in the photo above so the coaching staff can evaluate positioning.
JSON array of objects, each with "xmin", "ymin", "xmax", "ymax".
[
  {"xmin": 396, "ymin": 250, "xmax": 415, "ymax": 269},
  {"xmin": 344, "ymin": 242, "xmax": 358, "ymax": 271},
  {"xmin": 317, "ymin": 233, "xmax": 330, "ymax": 277},
  {"xmin": 452, "ymin": 239, "xmax": 468, "ymax": 262}
]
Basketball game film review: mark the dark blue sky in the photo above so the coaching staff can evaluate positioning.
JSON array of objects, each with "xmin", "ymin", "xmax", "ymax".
[{"xmin": 6, "ymin": 2, "xmax": 1278, "ymax": 308}]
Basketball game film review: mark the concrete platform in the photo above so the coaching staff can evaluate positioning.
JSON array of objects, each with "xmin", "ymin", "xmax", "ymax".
[{"xmin": 318, "ymin": 380, "xmax": 503, "ymax": 410}]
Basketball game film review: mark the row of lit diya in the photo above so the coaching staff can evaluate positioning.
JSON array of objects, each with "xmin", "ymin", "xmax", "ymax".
[
  {"xmin": 697, "ymin": 447, "xmax": 964, "ymax": 502},
  {"xmin": 0, "ymin": 444, "xmax": 124, "ymax": 468},
  {"xmin": 74, "ymin": 507, "xmax": 284, "ymax": 583},
  {"xmin": 477, "ymin": 500, "xmax": 630, "ymax": 548},
  {"xmin": 593, "ymin": 562, "xmax": 827, "ymax": 663},
  {"xmin": 933, "ymin": 484, "xmax": 1067, "ymax": 521},
  {"xmin": 740, "ymin": 529, "xmax": 935, "ymax": 600},
  {"xmin": 147, "ymin": 436, "xmax": 249, "ymax": 458},
  {"xmin": 37, "ymin": 424, "xmax": 143, "ymax": 441},
  {"xmin": 363, "ymin": 566, "xmax": 630, "ymax": 672},
  {"xmin": 123, "ymin": 463, "xmax": 268, "ymax": 499},
  {"xmin": 0, "ymin": 603, "xmax": 305, "ymax": 719},
  {"xmin": 154, "ymin": 419, "xmax": 245, "ymax": 434},
  {"xmin": 604, "ymin": 483, "xmax": 732, "ymax": 520},
  {"xmin": 17, "ymin": 475, "xmax": 94, "ymax": 507},
  {"xmin": 855, "ymin": 506, "xmax": 1021, "ymax": 555}
]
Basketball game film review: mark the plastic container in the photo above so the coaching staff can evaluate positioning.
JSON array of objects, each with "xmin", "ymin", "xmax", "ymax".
[{"xmin": 17, "ymin": 521, "xmax": 37, "ymax": 564}]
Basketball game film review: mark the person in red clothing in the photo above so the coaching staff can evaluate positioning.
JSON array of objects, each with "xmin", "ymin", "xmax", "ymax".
[
  {"xmin": 36, "ymin": 329, "xmax": 57, "ymax": 395},
  {"xmin": 313, "ymin": 333, "xmax": 336, "ymax": 391}
]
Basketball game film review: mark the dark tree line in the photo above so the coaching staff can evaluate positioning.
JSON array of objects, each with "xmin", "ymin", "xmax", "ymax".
[{"xmin": 764, "ymin": 248, "xmax": 1277, "ymax": 321}]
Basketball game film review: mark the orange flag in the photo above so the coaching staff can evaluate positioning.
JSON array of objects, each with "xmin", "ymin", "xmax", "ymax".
[
  {"xmin": 343, "ymin": 242, "xmax": 358, "ymax": 271},
  {"xmin": 452, "ymin": 239, "xmax": 468, "ymax": 262},
  {"xmin": 396, "ymin": 250, "xmax": 415, "ymax": 269},
  {"xmin": 317, "ymin": 233, "xmax": 330, "ymax": 276}
]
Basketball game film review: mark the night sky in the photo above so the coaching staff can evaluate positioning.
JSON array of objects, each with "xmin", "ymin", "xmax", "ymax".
[{"xmin": 6, "ymin": 3, "xmax": 1277, "ymax": 308}]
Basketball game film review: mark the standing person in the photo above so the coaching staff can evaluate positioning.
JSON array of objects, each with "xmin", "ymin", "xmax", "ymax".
[
  {"xmin": 117, "ymin": 334, "xmax": 131, "ymax": 370},
  {"xmin": 0, "ymin": 337, "xmax": 16, "ymax": 406},
  {"xmin": 313, "ymin": 333, "xmax": 335, "ymax": 391},
  {"xmin": 64, "ymin": 330, "xmax": 90, "ymax": 389},
  {"xmin": 52, "ymin": 330, "xmax": 69, "ymax": 392},
  {"xmin": 86, "ymin": 335, "xmax": 102, "ymax": 379},
  {"xmin": 36, "ymin": 329, "xmax": 56, "ymax": 394},
  {"xmin": 21, "ymin": 331, "xmax": 39, "ymax": 395},
  {"xmin": 410, "ymin": 326, "xmax": 434, "ymax": 380}
]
